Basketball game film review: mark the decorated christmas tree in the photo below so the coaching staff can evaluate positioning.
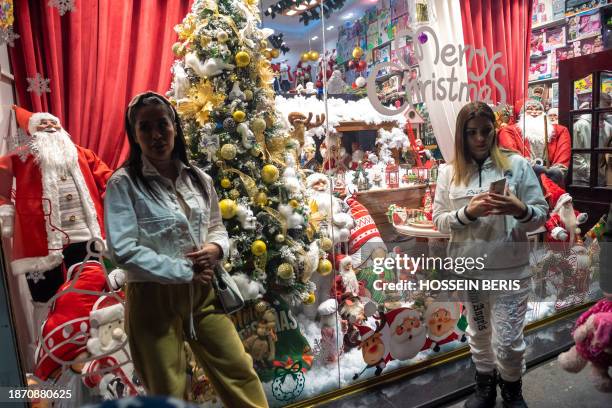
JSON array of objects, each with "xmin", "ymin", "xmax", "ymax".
[{"xmin": 169, "ymin": 0, "xmax": 321, "ymax": 305}]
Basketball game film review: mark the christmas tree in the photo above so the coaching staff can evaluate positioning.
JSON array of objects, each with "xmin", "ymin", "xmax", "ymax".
[{"xmin": 169, "ymin": 0, "xmax": 321, "ymax": 305}]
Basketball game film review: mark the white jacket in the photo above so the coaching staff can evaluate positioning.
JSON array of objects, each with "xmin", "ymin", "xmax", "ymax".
[{"xmin": 433, "ymin": 154, "xmax": 548, "ymax": 279}]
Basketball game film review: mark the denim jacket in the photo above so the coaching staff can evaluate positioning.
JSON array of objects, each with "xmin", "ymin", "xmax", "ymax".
[{"xmin": 104, "ymin": 157, "xmax": 229, "ymax": 283}]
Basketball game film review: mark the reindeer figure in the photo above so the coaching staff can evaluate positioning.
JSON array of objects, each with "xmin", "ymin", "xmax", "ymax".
[{"xmin": 288, "ymin": 112, "xmax": 326, "ymax": 152}]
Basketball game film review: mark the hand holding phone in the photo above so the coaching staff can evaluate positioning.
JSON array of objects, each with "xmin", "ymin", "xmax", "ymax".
[{"xmin": 489, "ymin": 178, "xmax": 507, "ymax": 195}]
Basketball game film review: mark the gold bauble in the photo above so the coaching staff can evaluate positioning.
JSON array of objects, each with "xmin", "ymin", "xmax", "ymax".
[
  {"xmin": 220, "ymin": 178, "xmax": 232, "ymax": 189},
  {"xmin": 254, "ymin": 191, "xmax": 268, "ymax": 207},
  {"xmin": 289, "ymin": 199, "xmax": 299, "ymax": 209},
  {"xmin": 219, "ymin": 199, "xmax": 237, "ymax": 219},
  {"xmin": 251, "ymin": 240, "xmax": 267, "ymax": 256},
  {"xmin": 235, "ymin": 51, "xmax": 251, "ymax": 67},
  {"xmin": 300, "ymin": 52, "xmax": 310, "ymax": 62},
  {"xmin": 277, "ymin": 263, "xmax": 294, "ymax": 279},
  {"xmin": 304, "ymin": 292, "xmax": 316, "ymax": 304},
  {"xmin": 244, "ymin": 89, "xmax": 254, "ymax": 101},
  {"xmin": 309, "ymin": 50, "xmax": 320, "ymax": 61},
  {"xmin": 223, "ymin": 262, "xmax": 233, "ymax": 272},
  {"xmin": 217, "ymin": 30, "xmax": 229, "ymax": 43},
  {"xmin": 271, "ymin": 48, "xmax": 280, "ymax": 58},
  {"xmin": 317, "ymin": 259, "xmax": 333, "ymax": 276},
  {"xmin": 352, "ymin": 46, "xmax": 364, "ymax": 59},
  {"xmin": 255, "ymin": 301, "xmax": 269, "ymax": 314},
  {"xmin": 275, "ymin": 234, "xmax": 285, "ymax": 243},
  {"xmin": 259, "ymin": 39, "xmax": 269, "ymax": 49},
  {"xmin": 172, "ymin": 42, "xmax": 185, "ymax": 57},
  {"xmin": 319, "ymin": 237, "xmax": 333, "ymax": 252},
  {"xmin": 229, "ymin": 189, "xmax": 241, "ymax": 199},
  {"xmin": 251, "ymin": 118, "xmax": 267, "ymax": 134},
  {"xmin": 262, "ymin": 164, "xmax": 280, "ymax": 184},
  {"xmin": 220, "ymin": 144, "xmax": 237, "ymax": 160},
  {"xmin": 232, "ymin": 110, "xmax": 246, "ymax": 123}
]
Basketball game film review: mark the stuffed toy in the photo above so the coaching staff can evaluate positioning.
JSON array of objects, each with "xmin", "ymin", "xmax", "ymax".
[{"xmin": 558, "ymin": 298, "xmax": 612, "ymax": 392}]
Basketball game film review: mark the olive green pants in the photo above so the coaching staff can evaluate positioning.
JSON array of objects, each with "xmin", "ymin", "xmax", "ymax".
[{"xmin": 126, "ymin": 282, "xmax": 268, "ymax": 407}]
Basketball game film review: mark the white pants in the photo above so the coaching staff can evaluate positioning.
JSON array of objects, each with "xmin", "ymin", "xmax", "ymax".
[{"xmin": 464, "ymin": 278, "xmax": 532, "ymax": 381}]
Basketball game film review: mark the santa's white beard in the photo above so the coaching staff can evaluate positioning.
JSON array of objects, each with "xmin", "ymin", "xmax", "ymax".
[
  {"xmin": 518, "ymin": 113, "xmax": 555, "ymax": 146},
  {"xmin": 30, "ymin": 129, "xmax": 78, "ymax": 177},
  {"xmin": 341, "ymin": 271, "xmax": 360, "ymax": 296},
  {"xmin": 311, "ymin": 190, "xmax": 336, "ymax": 216},
  {"xmin": 558, "ymin": 204, "xmax": 577, "ymax": 244},
  {"xmin": 389, "ymin": 326, "xmax": 426, "ymax": 361}
]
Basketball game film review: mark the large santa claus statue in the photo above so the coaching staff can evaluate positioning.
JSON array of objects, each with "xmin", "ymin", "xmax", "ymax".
[
  {"xmin": 498, "ymin": 98, "xmax": 570, "ymax": 185},
  {"xmin": 541, "ymin": 174, "xmax": 588, "ymax": 251},
  {"xmin": 0, "ymin": 110, "xmax": 112, "ymax": 330},
  {"xmin": 306, "ymin": 173, "xmax": 354, "ymax": 244}
]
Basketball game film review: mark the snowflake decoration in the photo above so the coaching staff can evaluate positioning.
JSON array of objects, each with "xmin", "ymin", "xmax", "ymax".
[
  {"xmin": 26, "ymin": 270, "xmax": 46, "ymax": 284},
  {"xmin": 0, "ymin": 27, "xmax": 20, "ymax": 47},
  {"xmin": 26, "ymin": 73, "xmax": 51, "ymax": 96},
  {"xmin": 48, "ymin": 0, "xmax": 76, "ymax": 16}
]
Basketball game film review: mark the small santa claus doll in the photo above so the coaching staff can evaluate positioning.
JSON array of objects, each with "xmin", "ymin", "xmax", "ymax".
[
  {"xmin": 386, "ymin": 307, "xmax": 427, "ymax": 361},
  {"xmin": 498, "ymin": 98, "xmax": 570, "ymax": 185},
  {"xmin": 423, "ymin": 301, "xmax": 467, "ymax": 352},
  {"xmin": 353, "ymin": 316, "xmax": 389, "ymax": 378},
  {"xmin": 306, "ymin": 173, "xmax": 354, "ymax": 244},
  {"xmin": 541, "ymin": 175, "xmax": 588, "ymax": 251},
  {"xmin": 317, "ymin": 299, "xmax": 342, "ymax": 364},
  {"xmin": 349, "ymin": 142, "xmax": 365, "ymax": 170}
]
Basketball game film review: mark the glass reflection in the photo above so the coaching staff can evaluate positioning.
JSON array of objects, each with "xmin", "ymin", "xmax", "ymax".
[{"xmin": 572, "ymin": 153, "xmax": 591, "ymax": 186}]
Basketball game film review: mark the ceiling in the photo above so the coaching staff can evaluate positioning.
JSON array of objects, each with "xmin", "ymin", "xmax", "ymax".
[{"xmin": 260, "ymin": 0, "xmax": 379, "ymax": 62}]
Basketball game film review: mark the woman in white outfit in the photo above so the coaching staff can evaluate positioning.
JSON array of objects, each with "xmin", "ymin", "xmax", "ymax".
[{"xmin": 433, "ymin": 102, "xmax": 548, "ymax": 408}]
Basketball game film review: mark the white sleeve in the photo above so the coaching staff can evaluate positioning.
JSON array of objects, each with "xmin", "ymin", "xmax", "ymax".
[{"xmin": 433, "ymin": 166, "xmax": 477, "ymax": 234}]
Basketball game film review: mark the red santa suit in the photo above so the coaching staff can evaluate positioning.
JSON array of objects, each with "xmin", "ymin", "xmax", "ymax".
[
  {"xmin": 0, "ymin": 112, "xmax": 112, "ymax": 279},
  {"xmin": 498, "ymin": 122, "xmax": 571, "ymax": 171}
]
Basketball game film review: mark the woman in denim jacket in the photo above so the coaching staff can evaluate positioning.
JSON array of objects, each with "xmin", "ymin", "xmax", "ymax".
[{"xmin": 105, "ymin": 92, "xmax": 267, "ymax": 407}]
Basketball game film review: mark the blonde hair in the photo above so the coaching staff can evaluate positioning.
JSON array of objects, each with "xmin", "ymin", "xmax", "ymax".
[{"xmin": 452, "ymin": 102, "xmax": 511, "ymax": 186}]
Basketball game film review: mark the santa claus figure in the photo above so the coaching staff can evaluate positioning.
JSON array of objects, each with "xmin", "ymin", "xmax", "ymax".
[
  {"xmin": 498, "ymin": 98, "xmax": 570, "ymax": 185},
  {"xmin": 0, "ymin": 111, "xmax": 112, "ymax": 332},
  {"xmin": 353, "ymin": 316, "xmax": 389, "ymax": 379},
  {"xmin": 346, "ymin": 196, "xmax": 387, "ymax": 269},
  {"xmin": 414, "ymin": 138, "xmax": 433, "ymax": 168},
  {"xmin": 34, "ymin": 261, "xmax": 126, "ymax": 404},
  {"xmin": 541, "ymin": 174, "xmax": 588, "ymax": 251},
  {"xmin": 306, "ymin": 173, "xmax": 354, "ymax": 244},
  {"xmin": 547, "ymin": 107, "xmax": 559, "ymax": 125},
  {"xmin": 423, "ymin": 301, "xmax": 467, "ymax": 352},
  {"xmin": 279, "ymin": 60, "xmax": 293, "ymax": 92},
  {"xmin": 349, "ymin": 142, "xmax": 365, "ymax": 170},
  {"xmin": 386, "ymin": 307, "xmax": 427, "ymax": 361},
  {"xmin": 317, "ymin": 299, "xmax": 342, "ymax": 364}
]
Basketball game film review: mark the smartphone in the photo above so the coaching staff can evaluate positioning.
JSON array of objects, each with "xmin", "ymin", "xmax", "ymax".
[{"xmin": 489, "ymin": 178, "xmax": 507, "ymax": 195}]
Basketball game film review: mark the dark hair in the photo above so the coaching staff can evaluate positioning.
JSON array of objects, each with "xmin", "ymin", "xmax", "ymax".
[{"xmin": 122, "ymin": 91, "xmax": 205, "ymax": 199}]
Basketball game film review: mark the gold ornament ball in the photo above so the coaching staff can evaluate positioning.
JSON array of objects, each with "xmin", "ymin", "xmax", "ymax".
[
  {"xmin": 255, "ymin": 301, "xmax": 269, "ymax": 314},
  {"xmin": 223, "ymin": 262, "xmax": 233, "ymax": 272},
  {"xmin": 277, "ymin": 263, "xmax": 294, "ymax": 279},
  {"xmin": 172, "ymin": 42, "xmax": 185, "ymax": 57},
  {"xmin": 235, "ymin": 51, "xmax": 251, "ymax": 67},
  {"xmin": 263, "ymin": 49, "xmax": 272, "ymax": 59},
  {"xmin": 251, "ymin": 240, "xmax": 267, "ymax": 256},
  {"xmin": 219, "ymin": 199, "xmax": 237, "ymax": 219},
  {"xmin": 319, "ymin": 237, "xmax": 333, "ymax": 252},
  {"xmin": 309, "ymin": 50, "xmax": 320, "ymax": 61},
  {"xmin": 275, "ymin": 234, "xmax": 285, "ymax": 243},
  {"xmin": 232, "ymin": 110, "xmax": 246, "ymax": 123},
  {"xmin": 220, "ymin": 178, "xmax": 232, "ymax": 189},
  {"xmin": 217, "ymin": 30, "xmax": 229, "ymax": 43},
  {"xmin": 304, "ymin": 292, "xmax": 316, "ymax": 305},
  {"xmin": 352, "ymin": 46, "xmax": 364, "ymax": 59},
  {"xmin": 229, "ymin": 189, "xmax": 241, "ymax": 199},
  {"xmin": 271, "ymin": 48, "xmax": 280, "ymax": 58},
  {"xmin": 220, "ymin": 143, "xmax": 237, "ymax": 160},
  {"xmin": 262, "ymin": 164, "xmax": 280, "ymax": 184},
  {"xmin": 289, "ymin": 199, "xmax": 299, "ymax": 209},
  {"xmin": 300, "ymin": 52, "xmax": 310, "ymax": 62},
  {"xmin": 244, "ymin": 89, "xmax": 254, "ymax": 101},
  {"xmin": 317, "ymin": 259, "xmax": 333, "ymax": 276},
  {"xmin": 254, "ymin": 191, "xmax": 268, "ymax": 207},
  {"xmin": 259, "ymin": 39, "xmax": 269, "ymax": 49},
  {"xmin": 251, "ymin": 118, "xmax": 267, "ymax": 134}
]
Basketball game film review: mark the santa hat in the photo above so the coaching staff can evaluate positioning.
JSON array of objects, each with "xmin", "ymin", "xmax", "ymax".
[
  {"xmin": 424, "ymin": 302, "xmax": 461, "ymax": 323},
  {"xmin": 386, "ymin": 307, "xmax": 420, "ymax": 333},
  {"xmin": 34, "ymin": 261, "xmax": 109, "ymax": 381},
  {"xmin": 89, "ymin": 300, "xmax": 124, "ymax": 329},
  {"xmin": 346, "ymin": 196, "xmax": 385, "ymax": 257},
  {"xmin": 522, "ymin": 98, "xmax": 544, "ymax": 112},
  {"xmin": 547, "ymin": 108, "xmax": 558, "ymax": 116},
  {"xmin": 28, "ymin": 112, "xmax": 62, "ymax": 135},
  {"xmin": 335, "ymin": 254, "xmax": 352, "ymax": 273},
  {"xmin": 317, "ymin": 298, "xmax": 338, "ymax": 317},
  {"xmin": 541, "ymin": 174, "xmax": 572, "ymax": 212},
  {"xmin": 306, "ymin": 173, "xmax": 328, "ymax": 189},
  {"xmin": 356, "ymin": 317, "xmax": 379, "ymax": 341}
]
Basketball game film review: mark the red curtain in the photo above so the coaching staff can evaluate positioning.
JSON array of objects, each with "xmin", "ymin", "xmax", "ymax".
[
  {"xmin": 9, "ymin": 0, "xmax": 193, "ymax": 168},
  {"xmin": 460, "ymin": 0, "xmax": 533, "ymax": 109}
]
